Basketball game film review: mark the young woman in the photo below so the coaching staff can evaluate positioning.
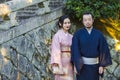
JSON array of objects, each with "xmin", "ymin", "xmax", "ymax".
[{"xmin": 50, "ymin": 15, "xmax": 74, "ymax": 80}]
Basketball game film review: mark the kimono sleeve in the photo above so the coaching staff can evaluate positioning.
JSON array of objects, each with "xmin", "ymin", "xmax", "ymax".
[
  {"xmin": 99, "ymin": 34, "xmax": 112, "ymax": 67},
  {"xmin": 71, "ymin": 32, "xmax": 83, "ymax": 74},
  {"xmin": 50, "ymin": 34, "xmax": 62, "ymax": 66}
]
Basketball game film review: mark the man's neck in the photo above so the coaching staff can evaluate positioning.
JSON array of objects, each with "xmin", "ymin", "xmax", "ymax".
[
  {"xmin": 86, "ymin": 27, "xmax": 93, "ymax": 31},
  {"xmin": 85, "ymin": 27, "xmax": 93, "ymax": 34}
]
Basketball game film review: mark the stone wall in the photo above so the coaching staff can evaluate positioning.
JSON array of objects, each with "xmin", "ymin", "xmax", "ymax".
[
  {"xmin": 103, "ymin": 36, "xmax": 120, "ymax": 80},
  {"xmin": 49, "ymin": 0, "xmax": 65, "ymax": 9},
  {"xmin": 0, "ymin": 0, "xmax": 63, "ymax": 80}
]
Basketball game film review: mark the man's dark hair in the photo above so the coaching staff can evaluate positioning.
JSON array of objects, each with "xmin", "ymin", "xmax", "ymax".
[{"xmin": 82, "ymin": 12, "xmax": 94, "ymax": 19}]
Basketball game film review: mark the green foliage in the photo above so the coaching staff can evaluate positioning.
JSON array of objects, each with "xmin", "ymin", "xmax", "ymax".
[{"xmin": 65, "ymin": 0, "xmax": 120, "ymax": 20}]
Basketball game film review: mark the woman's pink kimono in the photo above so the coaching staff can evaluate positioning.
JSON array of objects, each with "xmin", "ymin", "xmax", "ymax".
[{"xmin": 50, "ymin": 29, "xmax": 74, "ymax": 80}]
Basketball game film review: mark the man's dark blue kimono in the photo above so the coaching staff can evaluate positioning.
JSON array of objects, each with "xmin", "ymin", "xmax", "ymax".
[{"xmin": 71, "ymin": 27, "xmax": 112, "ymax": 80}]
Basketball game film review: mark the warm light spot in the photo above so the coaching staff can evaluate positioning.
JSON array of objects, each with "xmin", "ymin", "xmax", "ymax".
[
  {"xmin": 115, "ymin": 42, "xmax": 120, "ymax": 51},
  {"xmin": 114, "ymin": 39, "xmax": 119, "ymax": 43},
  {"xmin": 100, "ymin": 19, "xmax": 106, "ymax": 23},
  {"xmin": 17, "ymin": 72, "xmax": 21, "ymax": 80},
  {"xmin": 100, "ymin": 18, "xmax": 120, "ymax": 52},
  {"xmin": 26, "ymin": 0, "xmax": 32, "ymax": 3},
  {"xmin": 106, "ymin": 27, "xmax": 116, "ymax": 39},
  {"xmin": 0, "ymin": 47, "xmax": 8, "ymax": 63},
  {"xmin": 45, "ymin": 39, "xmax": 51, "ymax": 45},
  {"xmin": 1, "ymin": 47, "xmax": 7, "ymax": 57},
  {"xmin": 0, "ymin": 4, "xmax": 11, "ymax": 18}
]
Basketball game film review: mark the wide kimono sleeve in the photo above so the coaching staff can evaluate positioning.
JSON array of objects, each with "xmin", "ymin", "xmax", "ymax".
[
  {"xmin": 50, "ymin": 34, "xmax": 62, "ymax": 66},
  {"xmin": 71, "ymin": 32, "xmax": 82, "ymax": 74},
  {"xmin": 99, "ymin": 34, "xmax": 112, "ymax": 67}
]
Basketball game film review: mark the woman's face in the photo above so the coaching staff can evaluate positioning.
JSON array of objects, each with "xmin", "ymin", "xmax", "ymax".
[{"xmin": 62, "ymin": 18, "xmax": 71, "ymax": 32}]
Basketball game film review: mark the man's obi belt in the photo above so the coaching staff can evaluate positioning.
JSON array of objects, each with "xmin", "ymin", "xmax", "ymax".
[{"xmin": 82, "ymin": 57, "xmax": 99, "ymax": 65}]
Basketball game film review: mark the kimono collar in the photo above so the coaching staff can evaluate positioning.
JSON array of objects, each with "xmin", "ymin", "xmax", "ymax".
[
  {"xmin": 60, "ymin": 29, "xmax": 68, "ymax": 36},
  {"xmin": 85, "ymin": 27, "xmax": 93, "ymax": 34}
]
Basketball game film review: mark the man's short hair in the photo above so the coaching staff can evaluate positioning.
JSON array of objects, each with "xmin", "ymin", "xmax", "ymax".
[{"xmin": 82, "ymin": 12, "xmax": 94, "ymax": 19}]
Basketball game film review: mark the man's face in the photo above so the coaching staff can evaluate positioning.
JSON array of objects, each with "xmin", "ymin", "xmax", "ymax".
[{"xmin": 82, "ymin": 14, "xmax": 94, "ymax": 28}]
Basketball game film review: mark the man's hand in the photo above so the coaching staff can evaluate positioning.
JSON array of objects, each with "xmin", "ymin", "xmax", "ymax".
[{"xmin": 99, "ymin": 66, "xmax": 104, "ymax": 74}]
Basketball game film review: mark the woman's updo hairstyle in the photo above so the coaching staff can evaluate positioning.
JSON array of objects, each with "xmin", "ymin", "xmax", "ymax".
[{"xmin": 58, "ymin": 15, "xmax": 70, "ymax": 28}]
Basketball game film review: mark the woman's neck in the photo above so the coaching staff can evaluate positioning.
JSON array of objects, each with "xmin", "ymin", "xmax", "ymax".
[{"xmin": 61, "ymin": 29, "xmax": 68, "ymax": 33}]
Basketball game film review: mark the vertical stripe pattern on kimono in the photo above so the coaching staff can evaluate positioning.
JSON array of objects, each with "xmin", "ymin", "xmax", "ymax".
[{"xmin": 50, "ymin": 29, "xmax": 74, "ymax": 80}]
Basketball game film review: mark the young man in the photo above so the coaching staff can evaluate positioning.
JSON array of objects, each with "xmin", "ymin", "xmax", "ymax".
[{"xmin": 71, "ymin": 12, "xmax": 112, "ymax": 80}]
